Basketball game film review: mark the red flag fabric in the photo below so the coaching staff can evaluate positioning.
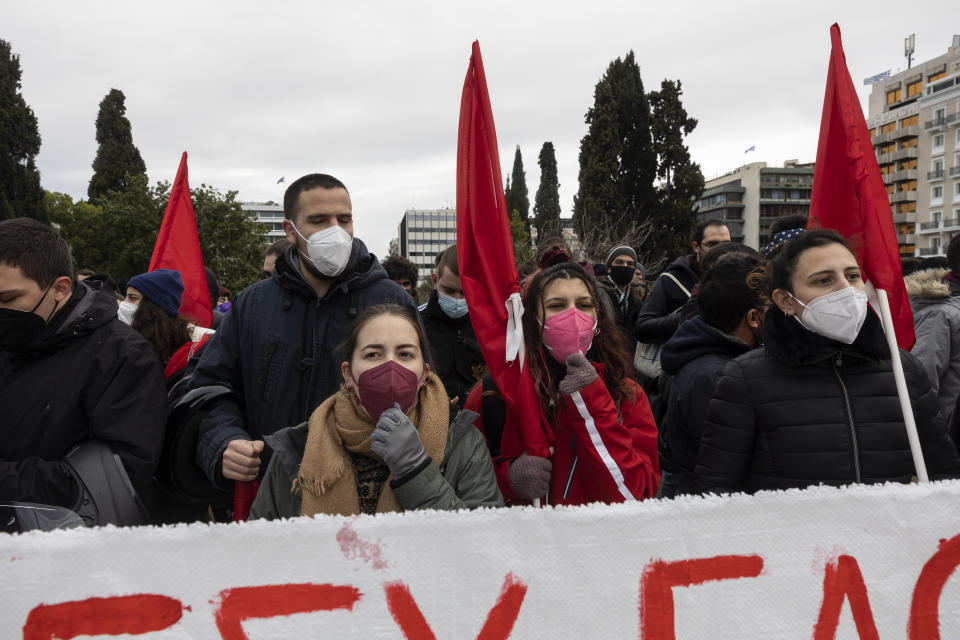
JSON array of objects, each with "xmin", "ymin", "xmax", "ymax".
[
  {"xmin": 149, "ymin": 152, "xmax": 213, "ymax": 328},
  {"xmin": 808, "ymin": 24, "xmax": 915, "ymax": 349},
  {"xmin": 456, "ymin": 41, "xmax": 552, "ymax": 458}
]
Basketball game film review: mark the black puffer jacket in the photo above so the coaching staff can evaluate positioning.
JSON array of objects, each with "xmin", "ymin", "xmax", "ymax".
[
  {"xmin": 419, "ymin": 290, "xmax": 487, "ymax": 409},
  {"xmin": 635, "ymin": 255, "xmax": 698, "ymax": 344},
  {"xmin": 694, "ymin": 308, "xmax": 960, "ymax": 494},
  {"xmin": 0, "ymin": 280, "xmax": 168, "ymax": 507}
]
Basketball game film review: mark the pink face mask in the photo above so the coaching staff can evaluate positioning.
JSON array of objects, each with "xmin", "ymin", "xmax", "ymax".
[
  {"xmin": 354, "ymin": 360, "xmax": 422, "ymax": 419},
  {"xmin": 541, "ymin": 307, "xmax": 597, "ymax": 364}
]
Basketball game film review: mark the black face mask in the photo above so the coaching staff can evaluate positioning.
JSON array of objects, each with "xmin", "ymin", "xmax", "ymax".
[
  {"xmin": 0, "ymin": 284, "xmax": 57, "ymax": 352},
  {"xmin": 608, "ymin": 265, "xmax": 635, "ymax": 287}
]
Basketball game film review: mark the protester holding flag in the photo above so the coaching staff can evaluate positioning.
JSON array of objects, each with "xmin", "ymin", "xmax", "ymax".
[
  {"xmin": 693, "ymin": 231, "xmax": 960, "ymax": 495},
  {"xmin": 250, "ymin": 304, "xmax": 501, "ymax": 519},
  {"xmin": 465, "ymin": 262, "xmax": 659, "ymax": 505}
]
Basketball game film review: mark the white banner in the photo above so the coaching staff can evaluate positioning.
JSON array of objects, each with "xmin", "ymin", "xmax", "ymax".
[{"xmin": 4, "ymin": 481, "xmax": 960, "ymax": 639}]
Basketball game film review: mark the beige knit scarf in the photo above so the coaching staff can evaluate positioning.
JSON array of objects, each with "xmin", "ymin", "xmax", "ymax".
[{"xmin": 296, "ymin": 372, "xmax": 449, "ymax": 516}]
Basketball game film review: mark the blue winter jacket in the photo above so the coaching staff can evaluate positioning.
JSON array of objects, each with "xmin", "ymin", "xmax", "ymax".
[{"xmin": 189, "ymin": 241, "xmax": 419, "ymax": 486}]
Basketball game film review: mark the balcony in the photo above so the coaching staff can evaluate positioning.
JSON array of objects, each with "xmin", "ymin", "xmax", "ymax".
[
  {"xmin": 919, "ymin": 247, "xmax": 943, "ymax": 256},
  {"xmin": 944, "ymin": 218, "xmax": 960, "ymax": 230},
  {"xmin": 889, "ymin": 190, "xmax": 917, "ymax": 203},
  {"xmin": 878, "ymin": 147, "xmax": 919, "ymax": 164},
  {"xmin": 871, "ymin": 126, "xmax": 921, "ymax": 145},
  {"xmin": 883, "ymin": 169, "xmax": 918, "ymax": 184},
  {"xmin": 925, "ymin": 114, "xmax": 951, "ymax": 131},
  {"xmin": 919, "ymin": 220, "xmax": 941, "ymax": 231},
  {"xmin": 951, "ymin": 166, "xmax": 960, "ymax": 177},
  {"xmin": 928, "ymin": 169, "xmax": 945, "ymax": 181},
  {"xmin": 893, "ymin": 212, "xmax": 917, "ymax": 224},
  {"xmin": 897, "ymin": 234, "xmax": 916, "ymax": 244}
]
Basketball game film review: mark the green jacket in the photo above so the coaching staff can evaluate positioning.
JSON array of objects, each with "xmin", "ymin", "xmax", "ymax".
[{"xmin": 250, "ymin": 409, "xmax": 503, "ymax": 519}]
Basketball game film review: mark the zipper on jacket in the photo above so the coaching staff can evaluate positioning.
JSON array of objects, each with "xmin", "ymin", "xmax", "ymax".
[{"xmin": 832, "ymin": 353, "xmax": 862, "ymax": 483}]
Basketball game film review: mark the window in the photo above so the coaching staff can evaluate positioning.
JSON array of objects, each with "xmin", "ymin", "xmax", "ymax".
[
  {"xmin": 929, "ymin": 70, "xmax": 946, "ymax": 83},
  {"xmin": 933, "ymin": 211, "xmax": 942, "ymax": 224},
  {"xmin": 932, "ymin": 186, "xmax": 944, "ymax": 204},
  {"xmin": 881, "ymin": 163, "xmax": 895, "ymax": 175},
  {"xmin": 955, "ymin": 182, "xmax": 960, "ymax": 200},
  {"xmin": 887, "ymin": 88, "xmax": 902, "ymax": 104},
  {"xmin": 880, "ymin": 142, "xmax": 897, "ymax": 155},
  {"xmin": 907, "ymin": 81, "xmax": 923, "ymax": 97},
  {"xmin": 934, "ymin": 107, "xmax": 946, "ymax": 124},
  {"xmin": 900, "ymin": 201, "xmax": 917, "ymax": 213},
  {"xmin": 901, "ymin": 114, "xmax": 919, "ymax": 127},
  {"xmin": 934, "ymin": 134, "xmax": 946, "ymax": 153},
  {"xmin": 933, "ymin": 159, "xmax": 944, "ymax": 173},
  {"xmin": 902, "ymin": 180, "xmax": 917, "ymax": 192},
  {"xmin": 881, "ymin": 122, "xmax": 897, "ymax": 134},
  {"xmin": 899, "ymin": 158, "xmax": 918, "ymax": 171},
  {"xmin": 901, "ymin": 137, "xmax": 918, "ymax": 149},
  {"xmin": 887, "ymin": 183, "xmax": 896, "ymax": 195}
]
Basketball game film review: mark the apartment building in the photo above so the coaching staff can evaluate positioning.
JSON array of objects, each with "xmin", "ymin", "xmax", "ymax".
[
  {"xmin": 697, "ymin": 160, "xmax": 814, "ymax": 250},
  {"xmin": 397, "ymin": 208, "xmax": 457, "ymax": 281},
  {"xmin": 867, "ymin": 34, "xmax": 960, "ymax": 257},
  {"xmin": 240, "ymin": 202, "xmax": 286, "ymax": 244}
]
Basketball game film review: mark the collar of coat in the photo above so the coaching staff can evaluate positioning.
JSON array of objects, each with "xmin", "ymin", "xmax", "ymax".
[{"xmin": 762, "ymin": 305, "xmax": 889, "ymax": 366}]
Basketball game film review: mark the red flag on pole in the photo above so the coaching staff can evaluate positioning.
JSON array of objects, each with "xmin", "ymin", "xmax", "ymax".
[
  {"xmin": 808, "ymin": 24, "xmax": 915, "ymax": 350},
  {"xmin": 149, "ymin": 152, "xmax": 212, "ymax": 328},
  {"xmin": 456, "ymin": 41, "xmax": 552, "ymax": 459}
]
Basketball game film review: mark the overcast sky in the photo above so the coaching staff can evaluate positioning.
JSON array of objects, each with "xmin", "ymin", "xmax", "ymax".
[{"xmin": 4, "ymin": 1, "xmax": 960, "ymax": 258}]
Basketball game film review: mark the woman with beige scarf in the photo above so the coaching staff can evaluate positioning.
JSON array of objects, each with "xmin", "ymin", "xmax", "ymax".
[{"xmin": 250, "ymin": 304, "xmax": 502, "ymax": 519}]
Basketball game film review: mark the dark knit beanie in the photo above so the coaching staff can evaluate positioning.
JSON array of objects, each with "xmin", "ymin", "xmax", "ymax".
[
  {"xmin": 127, "ymin": 269, "xmax": 184, "ymax": 317},
  {"xmin": 605, "ymin": 245, "xmax": 638, "ymax": 268}
]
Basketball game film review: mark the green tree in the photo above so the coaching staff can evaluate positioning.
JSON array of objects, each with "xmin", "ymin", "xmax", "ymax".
[
  {"xmin": 509, "ymin": 208, "xmax": 533, "ymax": 267},
  {"xmin": 191, "ymin": 183, "xmax": 263, "ymax": 292},
  {"xmin": 533, "ymin": 141, "xmax": 561, "ymax": 238},
  {"xmin": 574, "ymin": 51, "xmax": 657, "ymax": 246},
  {"xmin": 508, "ymin": 146, "xmax": 530, "ymax": 232},
  {"xmin": 0, "ymin": 39, "xmax": 45, "ymax": 222},
  {"xmin": 88, "ymin": 89, "xmax": 147, "ymax": 201},
  {"xmin": 647, "ymin": 79, "xmax": 705, "ymax": 259}
]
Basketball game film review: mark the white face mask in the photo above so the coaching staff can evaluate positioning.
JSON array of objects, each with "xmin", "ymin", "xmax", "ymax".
[
  {"xmin": 290, "ymin": 223, "xmax": 353, "ymax": 277},
  {"xmin": 789, "ymin": 287, "xmax": 868, "ymax": 345},
  {"xmin": 117, "ymin": 300, "xmax": 137, "ymax": 325}
]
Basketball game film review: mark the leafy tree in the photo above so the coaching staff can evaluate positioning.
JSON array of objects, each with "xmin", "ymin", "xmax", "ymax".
[
  {"xmin": 508, "ymin": 209, "xmax": 533, "ymax": 267},
  {"xmin": 533, "ymin": 142, "xmax": 561, "ymax": 238},
  {"xmin": 88, "ymin": 89, "xmax": 146, "ymax": 201},
  {"xmin": 508, "ymin": 146, "xmax": 530, "ymax": 232},
  {"xmin": 190, "ymin": 183, "xmax": 263, "ymax": 292},
  {"xmin": 647, "ymin": 80, "xmax": 705, "ymax": 259},
  {"xmin": 574, "ymin": 52, "xmax": 657, "ymax": 247},
  {"xmin": 0, "ymin": 39, "xmax": 45, "ymax": 222}
]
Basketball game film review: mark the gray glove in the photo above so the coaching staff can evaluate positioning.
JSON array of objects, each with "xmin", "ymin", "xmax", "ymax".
[
  {"xmin": 509, "ymin": 453, "xmax": 553, "ymax": 501},
  {"xmin": 371, "ymin": 403, "xmax": 429, "ymax": 480},
  {"xmin": 558, "ymin": 352, "xmax": 598, "ymax": 395}
]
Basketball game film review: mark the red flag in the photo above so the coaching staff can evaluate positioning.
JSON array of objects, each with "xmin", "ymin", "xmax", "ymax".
[
  {"xmin": 809, "ymin": 24, "xmax": 915, "ymax": 349},
  {"xmin": 456, "ymin": 41, "xmax": 552, "ymax": 458},
  {"xmin": 149, "ymin": 152, "xmax": 212, "ymax": 328}
]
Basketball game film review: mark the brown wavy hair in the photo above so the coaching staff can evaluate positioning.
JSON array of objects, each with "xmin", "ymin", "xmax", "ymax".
[
  {"xmin": 131, "ymin": 297, "xmax": 192, "ymax": 364},
  {"xmin": 522, "ymin": 262, "xmax": 635, "ymax": 418}
]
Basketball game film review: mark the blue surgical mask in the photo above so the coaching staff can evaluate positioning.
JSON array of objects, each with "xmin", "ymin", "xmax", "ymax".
[{"xmin": 437, "ymin": 290, "xmax": 468, "ymax": 318}]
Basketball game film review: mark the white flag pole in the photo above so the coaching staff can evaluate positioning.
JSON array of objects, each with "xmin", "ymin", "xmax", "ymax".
[{"xmin": 876, "ymin": 288, "xmax": 928, "ymax": 482}]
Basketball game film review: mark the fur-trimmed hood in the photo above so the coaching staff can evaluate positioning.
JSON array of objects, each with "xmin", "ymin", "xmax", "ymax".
[{"xmin": 904, "ymin": 268, "xmax": 951, "ymax": 301}]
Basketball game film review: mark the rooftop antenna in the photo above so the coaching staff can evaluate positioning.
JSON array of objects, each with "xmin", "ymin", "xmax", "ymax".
[{"xmin": 904, "ymin": 33, "xmax": 916, "ymax": 69}]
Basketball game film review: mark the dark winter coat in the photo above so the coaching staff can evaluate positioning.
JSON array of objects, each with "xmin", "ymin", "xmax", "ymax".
[
  {"xmin": 905, "ymin": 268, "xmax": 960, "ymax": 429},
  {"xmin": 189, "ymin": 241, "xmax": 419, "ymax": 486},
  {"xmin": 419, "ymin": 290, "xmax": 487, "ymax": 409},
  {"xmin": 658, "ymin": 317, "xmax": 751, "ymax": 490},
  {"xmin": 0, "ymin": 280, "xmax": 168, "ymax": 507},
  {"xmin": 635, "ymin": 255, "xmax": 699, "ymax": 345},
  {"xmin": 598, "ymin": 278, "xmax": 643, "ymax": 354},
  {"xmin": 694, "ymin": 307, "xmax": 960, "ymax": 494}
]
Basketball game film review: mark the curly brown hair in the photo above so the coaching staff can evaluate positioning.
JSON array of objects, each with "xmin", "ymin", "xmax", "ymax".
[
  {"xmin": 522, "ymin": 262, "xmax": 636, "ymax": 418},
  {"xmin": 131, "ymin": 297, "xmax": 192, "ymax": 364}
]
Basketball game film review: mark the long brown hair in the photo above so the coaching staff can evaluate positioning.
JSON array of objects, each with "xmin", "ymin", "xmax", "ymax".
[
  {"xmin": 522, "ymin": 262, "xmax": 635, "ymax": 417},
  {"xmin": 131, "ymin": 297, "xmax": 192, "ymax": 363}
]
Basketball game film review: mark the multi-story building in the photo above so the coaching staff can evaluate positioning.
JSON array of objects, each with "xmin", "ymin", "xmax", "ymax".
[
  {"xmin": 240, "ymin": 202, "xmax": 286, "ymax": 244},
  {"xmin": 867, "ymin": 35, "xmax": 960, "ymax": 257},
  {"xmin": 397, "ymin": 208, "xmax": 458, "ymax": 282},
  {"xmin": 697, "ymin": 160, "xmax": 814, "ymax": 250}
]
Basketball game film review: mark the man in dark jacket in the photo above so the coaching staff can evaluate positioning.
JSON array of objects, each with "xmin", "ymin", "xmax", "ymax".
[
  {"xmin": 597, "ymin": 245, "xmax": 643, "ymax": 354},
  {"xmin": 0, "ymin": 218, "xmax": 168, "ymax": 510},
  {"xmin": 657, "ymin": 254, "xmax": 764, "ymax": 497},
  {"xmin": 189, "ymin": 174, "xmax": 419, "ymax": 488},
  {"xmin": 636, "ymin": 219, "xmax": 730, "ymax": 345},
  {"xmin": 419, "ymin": 244, "xmax": 486, "ymax": 410}
]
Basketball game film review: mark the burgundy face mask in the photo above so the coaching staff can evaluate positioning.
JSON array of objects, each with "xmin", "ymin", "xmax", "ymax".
[{"xmin": 354, "ymin": 360, "xmax": 422, "ymax": 419}]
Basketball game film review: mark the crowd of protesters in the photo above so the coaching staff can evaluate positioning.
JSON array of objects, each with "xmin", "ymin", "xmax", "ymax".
[{"xmin": 2, "ymin": 171, "xmax": 960, "ymax": 530}]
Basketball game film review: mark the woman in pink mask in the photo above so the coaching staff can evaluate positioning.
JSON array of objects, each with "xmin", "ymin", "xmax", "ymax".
[
  {"xmin": 465, "ymin": 262, "xmax": 660, "ymax": 505},
  {"xmin": 250, "ymin": 304, "xmax": 502, "ymax": 519}
]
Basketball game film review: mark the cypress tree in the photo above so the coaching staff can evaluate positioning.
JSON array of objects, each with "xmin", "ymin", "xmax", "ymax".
[
  {"xmin": 88, "ymin": 88, "xmax": 146, "ymax": 201},
  {"xmin": 574, "ymin": 79, "xmax": 621, "ymax": 236},
  {"xmin": 509, "ymin": 146, "xmax": 530, "ymax": 231},
  {"xmin": 533, "ymin": 141, "xmax": 561, "ymax": 238},
  {"xmin": 0, "ymin": 39, "xmax": 45, "ymax": 222}
]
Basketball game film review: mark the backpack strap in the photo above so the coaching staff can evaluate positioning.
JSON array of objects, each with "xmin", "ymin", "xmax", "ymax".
[{"xmin": 660, "ymin": 272, "xmax": 692, "ymax": 299}]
